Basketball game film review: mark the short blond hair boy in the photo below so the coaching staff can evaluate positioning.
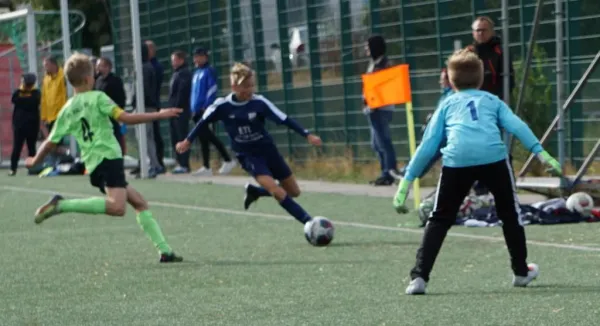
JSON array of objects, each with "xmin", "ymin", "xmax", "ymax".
[
  {"xmin": 64, "ymin": 52, "xmax": 94, "ymax": 88},
  {"xmin": 446, "ymin": 49, "xmax": 484, "ymax": 90}
]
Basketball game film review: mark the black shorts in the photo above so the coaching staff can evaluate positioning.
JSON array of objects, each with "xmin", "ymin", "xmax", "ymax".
[{"xmin": 89, "ymin": 158, "xmax": 129, "ymax": 194}]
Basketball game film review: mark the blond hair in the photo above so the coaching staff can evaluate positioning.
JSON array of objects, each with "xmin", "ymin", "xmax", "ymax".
[
  {"xmin": 64, "ymin": 52, "xmax": 94, "ymax": 87},
  {"xmin": 230, "ymin": 62, "xmax": 253, "ymax": 86},
  {"xmin": 446, "ymin": 49, "xmax": 484, "ymax": 90}
]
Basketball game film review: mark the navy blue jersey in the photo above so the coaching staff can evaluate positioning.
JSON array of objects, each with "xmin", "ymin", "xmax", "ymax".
[{"xmin": 186, "ymin": 93, "xmax": 309, "ymax": 154}]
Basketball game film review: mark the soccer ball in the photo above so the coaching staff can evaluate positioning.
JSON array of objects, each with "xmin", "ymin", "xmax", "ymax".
[
  {"xmin": 304, "ymin": 217, "xmax": 335, "ymax": 247},
  {"xmin": 418, "ymin": 199, "xmax": 434, "ymax": 225},
  {"xmin": 566, "ymin": 192, "xmax": 594, "ymax": 216}
]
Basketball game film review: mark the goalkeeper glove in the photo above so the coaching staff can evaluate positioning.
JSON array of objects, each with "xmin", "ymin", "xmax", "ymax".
[
  {"xmin": 537, "ymin": 150, "xmax": 562, "ymax": 176},
  {"xmin": 393, "ymin": 178, "xmax": 411, "ymax": 214}
]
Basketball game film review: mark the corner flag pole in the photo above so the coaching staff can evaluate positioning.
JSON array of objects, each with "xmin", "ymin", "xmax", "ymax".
[{"xmin": 405, "ymin": 101, "xmax": 420, "ymax": 210}]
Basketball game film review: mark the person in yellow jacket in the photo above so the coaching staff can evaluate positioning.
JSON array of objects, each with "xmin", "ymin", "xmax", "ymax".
[{"xmin": 41, "ymin": 56, "xmax": 68, "ymax": 137}]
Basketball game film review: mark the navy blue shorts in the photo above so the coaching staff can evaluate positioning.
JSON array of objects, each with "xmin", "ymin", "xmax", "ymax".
[{"xmin": 237, "ymin": 150, "xmax": 292, "ymax": 181}]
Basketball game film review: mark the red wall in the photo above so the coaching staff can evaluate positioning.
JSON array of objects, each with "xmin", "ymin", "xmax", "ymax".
[{"xmin": 0, "ymin": 43, "xmax": 24, "ymax": 160}]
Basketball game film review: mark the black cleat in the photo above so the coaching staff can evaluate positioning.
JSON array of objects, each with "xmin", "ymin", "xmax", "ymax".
[
  {"xmin": 243, "ymin": 183, "xmax": 259, "ymax": 210},
  {"xmin": 370, "ymin": 177, "xmax": 395, "ymax": 186},
  {"xmin": 159, "ymin": 252, "xmax": 183, "ymax": 263},
  {"xmin": 34, "ymin": 194, "xmax": 64, "ymax": 224}
]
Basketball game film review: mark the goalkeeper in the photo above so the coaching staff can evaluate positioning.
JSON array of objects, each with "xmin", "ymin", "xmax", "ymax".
[{"xmin": 393, "ymin": 49, "xmax": 562, "ymax": 295}]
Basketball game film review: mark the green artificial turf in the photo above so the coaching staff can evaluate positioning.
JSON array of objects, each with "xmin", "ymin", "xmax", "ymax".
[{"xmin": 1, "ymin": 174, "xmax": 600, "ymax": 326}]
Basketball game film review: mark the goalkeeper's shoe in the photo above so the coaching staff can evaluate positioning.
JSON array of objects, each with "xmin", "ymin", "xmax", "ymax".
[
  {"xmin": 160, "ymin": 252, "xmax": 184, "ymax": 263},
  {"xmin": 512, "ymin": 263, "xmax": 539, "ymax": 287},
  {"xmin": 34, "ymin": 194, "xmax": 64, "ymax": 224},
  {"xmin": 405, "ymin": 277, "xmax": 427, "ymax": 295}
]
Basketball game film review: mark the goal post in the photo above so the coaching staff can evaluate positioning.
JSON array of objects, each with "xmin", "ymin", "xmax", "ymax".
[{"xmin": 0, "ymin": 6, "xmax": 86, "ymax": 167}]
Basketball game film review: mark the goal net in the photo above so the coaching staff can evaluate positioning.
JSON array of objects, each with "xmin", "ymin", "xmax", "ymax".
[{"xmin": 0, "ymin": 7, "xmax": 85, "ymax": 166}]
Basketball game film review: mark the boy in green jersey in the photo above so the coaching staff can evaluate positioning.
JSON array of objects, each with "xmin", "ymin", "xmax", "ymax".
[{"xmin": 25, "ymin": 53, "xmax": 184, "ymax": 263}]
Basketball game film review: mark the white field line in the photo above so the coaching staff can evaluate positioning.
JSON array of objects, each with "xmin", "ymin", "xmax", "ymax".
[{"xmin": 3, "ymin": 185, "xmax": 600, "ymax": 252}]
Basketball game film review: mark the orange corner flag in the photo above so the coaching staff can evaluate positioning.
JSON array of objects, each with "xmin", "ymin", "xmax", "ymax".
[{"xmin": 362, "ymin": 64, "xmax": 412, "ymax": 109}]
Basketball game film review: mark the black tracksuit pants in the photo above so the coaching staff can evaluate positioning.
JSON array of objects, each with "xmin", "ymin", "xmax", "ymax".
[
  {"xmin": 169, "ymin": 112, "xmax": 190, "ymax": 168},
  {"xmin": 10, "ymin": 125, "xmax": 38, "ymax": 171},
  {"xmin": 410, "ymin": 159, "xmax": 529, "ymax": 282},
  {"xmin": 153, "ymin": 120, "xmax": 165, "ymax": 168},
  {"xmin": 192, "ymin": 115, "xmax": 231, "ymax": 169}
]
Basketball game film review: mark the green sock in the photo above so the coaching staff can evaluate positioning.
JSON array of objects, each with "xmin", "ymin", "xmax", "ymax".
[
  {"xmin": 58, "ymin": 198, "xmax": 106, "ymax": 214},
  {"xmin": 136, "ymin": 210, "xmax": 172, "ymax": 254}
]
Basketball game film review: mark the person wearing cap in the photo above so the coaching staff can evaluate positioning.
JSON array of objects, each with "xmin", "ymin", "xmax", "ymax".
[
  {"xmin": 9, "ymin": 73, "xmax": 41, "ymax": 176},
  {"xmin": 190, "ymin": 47, "xmax": 235, "ymax": 176}
]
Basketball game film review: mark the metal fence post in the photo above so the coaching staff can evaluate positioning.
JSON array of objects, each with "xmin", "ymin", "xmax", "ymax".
[
  {"xmin": 339, "ymin": 0, "xmax": 355, "ymax": 157},
  {"xmin": 250, "ymin": 0, "xmax": 267, "ymax": 92},
  {"xmin": 306, "ymin": 0, "xmax": 322, "ymax": 138},
  {"xmin": 110, "ymin": 1, "xmax": 122, "ymax": 82},
  {"xmin": 566, "ymin": 0, "xmax": 582, "ymax": 167},
  {"xmin": 229, "ymin": 0, "xmax": 243, "ymax": 62},
  {"xmin": 209, "ymin": 0, "xmax": 221, "ymax": 82},
  {"xmin": 276, "ymin": 0, "xmax": 294, "ymax": 156},
  {"xmin": 369, "ymin": 0, "xmax": 380, "ymax": 35},
  {"xmin": 435, "ymin": 0, "xmax": 443, "ymax": 68}
]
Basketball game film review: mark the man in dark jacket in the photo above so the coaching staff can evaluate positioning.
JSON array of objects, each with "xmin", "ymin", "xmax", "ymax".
[
  {"xmin": 94, "ymin": 57, "xmax": 126, "ymax": 154},
  {"xmin": 469, "ymin": 16, "xmax": 516, "ymax": 195},
  {"xmin": 131, "ymin": 43, "xmax": 161, "ymax": 178},
  {"xmin": 9, "ymin": 73, "xmax": 40, "ymax": 176},
  {"xmin": 363, "ymin": 35, "xmax": 399, "ymax": 186},
  {"xmin": 168, "ymin": 50, "xmax": 193, "ymax": 173},
  {"xmin": 470, "ymin": 16, "xmax": 515, "ymax": 101},
  {"xmin": 146, "ymin": 40, "xmax": 166, "ymax": 170}
]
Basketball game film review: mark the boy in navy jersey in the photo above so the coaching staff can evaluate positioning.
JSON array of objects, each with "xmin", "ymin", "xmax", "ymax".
[
  {"xmin": 394, "ymin": 49, "xmax": 562, "ymax": 295},
  {"xmin": 176, "ymin": 63, "xmax": 322, "ymax": 239}
]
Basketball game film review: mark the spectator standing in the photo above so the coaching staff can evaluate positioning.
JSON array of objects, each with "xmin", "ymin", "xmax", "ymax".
[
  {"xmin": 469, "ymin": 16, "xmax": 515, "ymax": 102},
  {"xmin": 41, "ymin": 56, "xmax": 68, "ymax": 137},
  {"xmin": 131, "ymin": 42, "xmax": 162, "ymax": 178},
  {"xmin": 469, "ymin": 16, "xmax": 515, "ymax": 196},
  {"xmin": 95, "ymin": 57, "xmax": 127, "ymax": 154},
  {"xmin": 168, "ymin": 50, "xmax": 193, "ymax": 173},
  {"xmin": 190, "ymin": 47, "xmax": 236, "ymax": 176},
  {"xmin": 145, "ymin": 40, "xmax": 166, "ymax": 171},
  {"xmin": 363, "ymin": 35, "xmax": 398, "ymax": 186},
  {"xmin": 9, "ymin": 73, "xmax": 40, "ymax": 176}
]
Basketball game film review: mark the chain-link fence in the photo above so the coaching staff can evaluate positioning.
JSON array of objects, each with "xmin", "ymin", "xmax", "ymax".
[{"xmin": 114, "ymin": 0, "xmax": 600, "ymax": 168}]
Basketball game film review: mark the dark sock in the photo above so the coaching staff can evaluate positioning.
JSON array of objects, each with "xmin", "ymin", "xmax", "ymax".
[
  {"xmin": 279, "ymin": 195, "xmax": 312, "ymax": 224},
  {"xmin": 248, "ymin": 184, "xmax": 271, "ymax": 197}
]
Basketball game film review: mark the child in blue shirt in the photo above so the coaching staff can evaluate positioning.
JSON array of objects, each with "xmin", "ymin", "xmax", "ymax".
[{"xmin": 394, "ymin": 49, "xmax": 562, "ymax": 295}]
